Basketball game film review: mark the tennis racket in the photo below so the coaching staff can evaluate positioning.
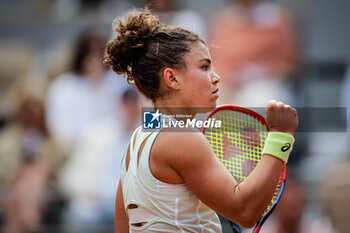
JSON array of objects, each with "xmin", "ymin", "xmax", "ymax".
[{"xmin": 201, "ymin": 104, "xmax": 286, "ymax": 233}]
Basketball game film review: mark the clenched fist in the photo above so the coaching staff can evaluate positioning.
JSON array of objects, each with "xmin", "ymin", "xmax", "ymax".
[{"xmin": 265, "ymin": 100, "xmax": 298, "ymax": 136}]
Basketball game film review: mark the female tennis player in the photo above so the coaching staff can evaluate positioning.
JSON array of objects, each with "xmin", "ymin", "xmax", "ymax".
[{"xmin": 104, "ymin": 8, "xmax": 298, "ymax": 233}]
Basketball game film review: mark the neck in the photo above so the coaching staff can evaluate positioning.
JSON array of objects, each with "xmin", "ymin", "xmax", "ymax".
[{"xmin": 154, "ymin": 99, "xmax": 196, "ymax": 120}]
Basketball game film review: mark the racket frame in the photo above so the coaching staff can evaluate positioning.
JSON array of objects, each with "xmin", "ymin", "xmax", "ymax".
[{"xmin": 201, "ymin": 104, "xmax": 287, "ymax": 233}]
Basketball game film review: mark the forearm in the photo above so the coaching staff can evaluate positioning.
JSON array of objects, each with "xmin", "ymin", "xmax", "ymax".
[
  {"xmin": 231, "ymin": 155, "xmax": 284, "ymax": 226},
  {"xmin": 229, "ymin": 100, "xmax": 297, "ymax": 226}
]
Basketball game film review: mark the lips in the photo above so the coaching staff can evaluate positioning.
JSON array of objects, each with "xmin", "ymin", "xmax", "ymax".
[{"xmin": 212, "ymin": 89, "xmax": 219, "ymax": 94}]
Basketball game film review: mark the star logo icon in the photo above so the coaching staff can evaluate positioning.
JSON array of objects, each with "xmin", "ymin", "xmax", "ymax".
[
  {"xmin": 143, "ymin": 109, "xmax": 162, "ymax": 129},
  {"xmin": 151, "ymin": 109, "xmax": 161, "ymax": 122}
]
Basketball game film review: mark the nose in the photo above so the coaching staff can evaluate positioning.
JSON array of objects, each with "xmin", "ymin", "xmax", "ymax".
[{"xmin": 212, "ymin": 71, "xmax": 221, "ymax": 84}]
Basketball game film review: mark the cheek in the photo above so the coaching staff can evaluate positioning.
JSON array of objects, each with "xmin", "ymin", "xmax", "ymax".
[
  {"xmin": 183, "ymin": 70, "xmax": 212, "ymax": 101},
  {"xmin": 197, "ymin": 81, "xmax": 209, "ymax": 93},
  {"xmin": 198, "ymin": 73, "xmax": 212, "ymax": 91},
  {"xmin": 193, "ymin": 78, "xmax": 212, "ymax": 104}
]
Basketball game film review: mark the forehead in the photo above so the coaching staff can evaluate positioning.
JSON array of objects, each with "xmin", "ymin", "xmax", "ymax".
[{"xmin": 185, "ymin": 42, "xmax": 211, "ymax": 62}]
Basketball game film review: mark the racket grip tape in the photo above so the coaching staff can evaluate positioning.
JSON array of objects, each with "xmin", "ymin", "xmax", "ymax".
[{"xmin": 261, "ymin": 132, "xmax": 295, "ymax": 163}]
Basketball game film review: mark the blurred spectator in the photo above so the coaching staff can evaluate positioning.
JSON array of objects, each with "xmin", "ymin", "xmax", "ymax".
[
  {"xmin": 209, "ymin": 0, "xmax": 301, "ymax": 106},
  {"xmin": 144, "ymin": 0, "xmax": 207, "ymax": 40},
  {"xmin": 341, "ymin": 65, "xmax": 350, "ymax": 145},
  {"xmin": 0, "ymin": 95, "xmax": 66, "ymax": 233},
  {"xmin": 46, "ymin": 29, "xmax": 122, "ymax": 146},
  {"xmin": 58, "ymin": 87, "xmax": 140, "ymax": 232},
  {"xmin": 321, "ymin": 156, "xmax": 350, "ymax": 233},
  {"xmin": 0, "ymin": 42, "xmax": 34, "ymax": 131},
  {"xmin": 317, "ymin": 66, "xmax": 350, "ymax": 233}
]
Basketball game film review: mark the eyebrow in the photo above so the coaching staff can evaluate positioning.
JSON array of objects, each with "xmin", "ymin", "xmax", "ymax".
[{"xmin": 199, "ymin": 58, "xmax": 211, "ymax": 64}]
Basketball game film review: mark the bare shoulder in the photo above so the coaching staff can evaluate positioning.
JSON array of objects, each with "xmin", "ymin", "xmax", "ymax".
[
  {"xmin": 154, "ymin": 128, "xmax": 213, "ymax": 163},
  {"xmin": 151, "ymin": 128, "xmax": 227, "ymax": 182},
  {"xmin": 151, "ymin": 128, "xmax": 238, "ymax": 217},
  {"xmin": 148, "ymin": 128, "xmax": 214, "ymax": 184}
]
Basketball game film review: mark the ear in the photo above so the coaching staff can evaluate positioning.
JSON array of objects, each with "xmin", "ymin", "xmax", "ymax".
[{"xmin": 163, "ymin": 68, "xmax": 180, "ymax": 90}]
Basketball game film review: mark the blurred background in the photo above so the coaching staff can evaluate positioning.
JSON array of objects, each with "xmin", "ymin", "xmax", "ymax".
[{"xmin": 0, "ymin": 0, "xmax": 349, "ymax": 232}]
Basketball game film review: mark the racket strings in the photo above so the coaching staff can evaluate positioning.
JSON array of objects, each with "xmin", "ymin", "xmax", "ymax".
[{"xmin": 204, "ymin": 110, "xmax": 282, "ymax": 213}]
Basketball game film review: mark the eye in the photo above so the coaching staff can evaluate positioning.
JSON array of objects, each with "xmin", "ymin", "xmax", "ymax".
[{"xmin": 201, "ymin": 65, "xmax": 209, "ymax": 71}]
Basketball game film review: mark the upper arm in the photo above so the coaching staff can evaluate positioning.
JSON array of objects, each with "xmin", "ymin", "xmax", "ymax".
[{"xmin": 115, "ymin": 180, "xmax": 129, "ymax": 233}]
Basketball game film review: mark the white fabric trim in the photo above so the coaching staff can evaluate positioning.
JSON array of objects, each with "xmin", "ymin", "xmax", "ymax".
[
  {"xmin": 128, "ymin": 207, "xmax": 156, "ymax": 224},
  {"xmin": 156, "ymin": 180, "xmax": 188, "ymax": 194}
]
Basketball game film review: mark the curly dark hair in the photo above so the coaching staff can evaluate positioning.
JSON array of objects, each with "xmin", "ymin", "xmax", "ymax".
[{"xmin": 104, "ymin": 8, "xmax": 204, "ymax": 102}]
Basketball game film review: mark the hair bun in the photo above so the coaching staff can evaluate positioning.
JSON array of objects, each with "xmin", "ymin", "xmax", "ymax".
[
  {"xmin": 104, "ymin": 9, "xmax": 159, "ymax": 82},
  {"xmin": 116, "ymin": 9, "xmax": 159, "ymax": 47}
]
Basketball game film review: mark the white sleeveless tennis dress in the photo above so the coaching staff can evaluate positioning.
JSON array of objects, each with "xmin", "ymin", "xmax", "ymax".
[{"xmin": 120, "ymin": 126, "xmax": 222, "ymax": 232}]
